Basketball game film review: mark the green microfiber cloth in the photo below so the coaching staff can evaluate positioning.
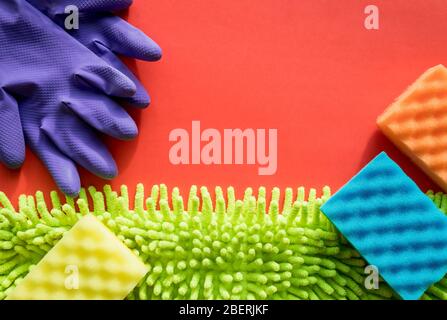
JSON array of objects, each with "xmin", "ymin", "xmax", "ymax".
[{"xmin": 0, "ymin": 184, "xmax": 446, "ymax": 300}]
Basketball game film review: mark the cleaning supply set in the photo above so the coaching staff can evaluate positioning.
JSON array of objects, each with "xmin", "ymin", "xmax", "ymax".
[
  {"xmin": 0, "ymin": 184, "xmax": 403, "ymax": 300},
  {"xmin": 1, "ymin": 184, "xmax": 447, "ymax": 300},
  {"xmin": 1, "ymin": 0, "xmax": 447, "ymax": 301}
]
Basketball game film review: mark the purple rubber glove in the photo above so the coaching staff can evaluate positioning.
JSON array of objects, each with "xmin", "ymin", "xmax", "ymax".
[
  {"xmin": 0, "ymin": 0, "xmax": 138, "ymax": 196},
  {"xmin": 27, "ymin": 0, "xmax": 162, "ymax": 107}
]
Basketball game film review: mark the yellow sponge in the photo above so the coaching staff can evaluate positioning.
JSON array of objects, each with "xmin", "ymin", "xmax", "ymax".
[{"xmin": 6, "ymin": 215, "xmax": 148, "ymax": 300}]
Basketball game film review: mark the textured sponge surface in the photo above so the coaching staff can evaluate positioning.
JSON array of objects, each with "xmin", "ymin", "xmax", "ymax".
[
  {"xmin": 377, "ymin": 64, "xmax": 447, "ymax": 192},
  {"xmin": 321, "ymin": 152, "xmax": 447, "ymax": 300},
  {"xmin": 6, "ymin": 214, "xmax": 148, "ymax": 300}
]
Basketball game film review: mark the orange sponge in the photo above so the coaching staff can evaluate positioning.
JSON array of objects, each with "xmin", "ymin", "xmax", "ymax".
[{"xmin": 377, "ymin": 64, "xmax": 447, "ymax": 192}]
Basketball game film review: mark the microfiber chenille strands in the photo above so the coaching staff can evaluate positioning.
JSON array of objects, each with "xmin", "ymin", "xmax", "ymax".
[{"xmin": 1, "ymin": 183, "xmax": 447, "ymax": 299}]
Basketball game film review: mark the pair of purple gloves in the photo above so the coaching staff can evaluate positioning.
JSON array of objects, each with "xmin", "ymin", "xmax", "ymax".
[{"xmin": 0, "ymin": 0, "xmax": 161, "ymax": 196}]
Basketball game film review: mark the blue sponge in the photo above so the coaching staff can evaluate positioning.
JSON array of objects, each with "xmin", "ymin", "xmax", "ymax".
[{"xmin": 321, "ymin": 152, "xmax": 447, "ymax": 300}]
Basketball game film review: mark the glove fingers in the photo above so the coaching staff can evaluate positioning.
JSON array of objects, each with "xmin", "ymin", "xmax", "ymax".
[
  {"xmin": 0, "ymin": 89, "xmax": 25, "ymax": 169},
  {"xmin": 26, "ymin": 129, "xmax": 81, "ymax": 197},
  {"xmin": 75, "ymin": 64, "xmax": 136, "ymax": 98},
  {"xmin": 97, "ymin": 16, "xmax": 162, "ymax": 62},
  {"xmin": 40, "ymin": 113, "xmax": 118, "ymax": 180},
  {"xmin": 63, "ymin": 95, "xmax": 138, "ymax": 140},
  {"xmin": 92, "ymin": 41, "xmax": 150, "ymax": 107}
]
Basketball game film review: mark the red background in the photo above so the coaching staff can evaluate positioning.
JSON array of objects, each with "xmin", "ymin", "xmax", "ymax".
[{"xmin": 2, "ymin": 0, "xmax": 447, "ymax": 203}]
